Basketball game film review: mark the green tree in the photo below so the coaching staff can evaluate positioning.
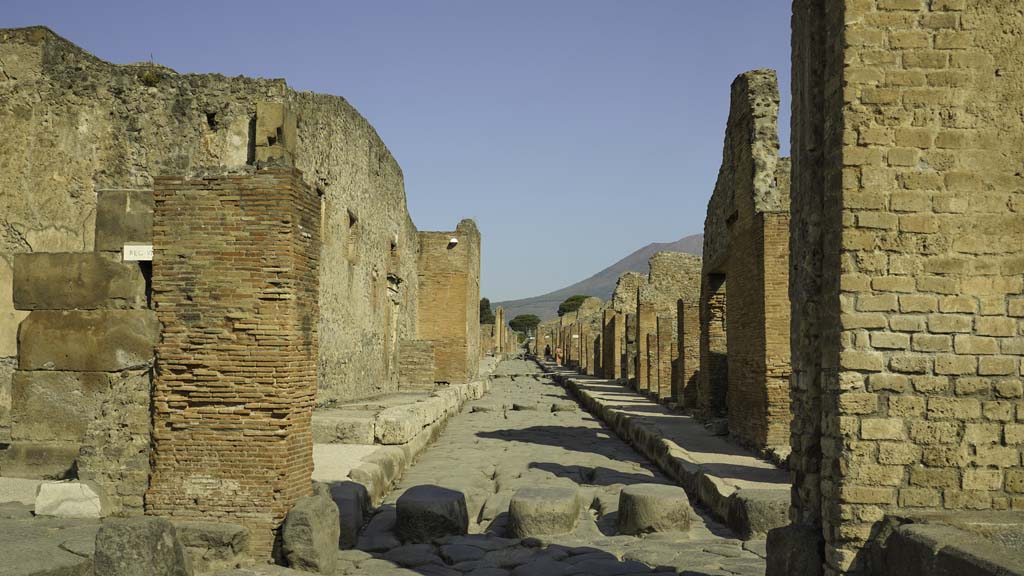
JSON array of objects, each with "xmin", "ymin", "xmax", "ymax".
[
  {"xmin": 557, "ymin": 294, "xmax": 589, "ymax": 317},
  {"xmin": 509, "ymin": 314, "xmax": 541, "ymax": 334},
  {"xmin": 479, "ymin": 298, "xmax": 496, "ymax": 324}
]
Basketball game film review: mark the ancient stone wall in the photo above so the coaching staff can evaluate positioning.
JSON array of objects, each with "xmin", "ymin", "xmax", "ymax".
[
  {"xmin": 699, "ymin": 69, "xmax": 792, "ymax": 450},
  {"xmin": 779, "ymin": 2, "xmax": 1024, "ymax": 574},
  {"xmin": 147, "ymin": 169, "xmax": 319, "ymax": 558},
  {"xmin": 612, "ymin": 272, "xmax": 647, "ymax": 315},
  {"xmin": 635, "ymin": 252, "xmax": 701, "ymax": 396},
  {"xmin": 0, "ymin": 190, "xmax": 156, "ymax": 516},
  {"xmin": 0, "ymin": 27, "xmax": 421, "ymax": 405},
  {"xmin": 416, "ymin": 220, "xmax": 481, "ymax": 384}
]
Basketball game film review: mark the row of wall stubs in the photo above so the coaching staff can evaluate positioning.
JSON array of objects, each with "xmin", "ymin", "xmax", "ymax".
[{"xmin": 146, "ymin": 169, "xmax": 321, "ymax": 559}]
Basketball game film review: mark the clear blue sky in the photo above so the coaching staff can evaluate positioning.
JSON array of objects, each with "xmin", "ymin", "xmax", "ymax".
[{"xmin": 6, "ymin": 1, "xmax": 791, "ymax": 302}]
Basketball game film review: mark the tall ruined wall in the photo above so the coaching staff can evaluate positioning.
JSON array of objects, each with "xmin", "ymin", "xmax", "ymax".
[
  {"xmin": 416, "ymin": 220, "xmax": 481, "ymax": 384},
  {"xmin": 699, "ymin": 69, "xmax": 792, "ymax": 450},
  {"xmin": 0, "ymin": 27, "xmax": 419, "ymax": 407},
  {"xmin": 780, "ymin": 2, "xmax": 1024, "ymax": 575}
]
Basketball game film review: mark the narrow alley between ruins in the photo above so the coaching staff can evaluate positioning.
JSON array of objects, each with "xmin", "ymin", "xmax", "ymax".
[{"xmin": 331, "ymin": 359, "xmax": 765, "ymax": 576}]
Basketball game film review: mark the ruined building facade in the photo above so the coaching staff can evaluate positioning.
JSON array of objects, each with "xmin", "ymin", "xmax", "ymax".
[
  {"xmin": 0, "ymin": 27, "xmax": 481, "ymax": 555},
  {"xmin": 700, "ymin": 69, "xmax": 793, "ymax": 451}
]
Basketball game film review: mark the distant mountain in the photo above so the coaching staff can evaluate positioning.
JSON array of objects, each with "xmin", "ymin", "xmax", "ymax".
[{"xmin": 494, "ymin": 233, "xmax": 703, "ymax": 322}]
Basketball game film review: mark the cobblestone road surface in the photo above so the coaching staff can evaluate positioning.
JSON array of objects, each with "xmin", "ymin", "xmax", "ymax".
[{"xmin": 332, "ymin": 359, "xmax": 766, "ymax": 576}]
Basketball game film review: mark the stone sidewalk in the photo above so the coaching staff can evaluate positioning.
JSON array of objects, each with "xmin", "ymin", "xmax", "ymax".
[
  {"xmin": 334, "ymin": 358, "xmax": 766, "ymax": 575},
  {"xmin": 542, "ymin": 362, "xmax": 790, "ymax": 539}
]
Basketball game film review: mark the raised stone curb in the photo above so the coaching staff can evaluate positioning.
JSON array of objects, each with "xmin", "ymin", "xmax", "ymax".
[{"xmin": 542, "ymin": 362, "xmax": 788, "ymax": 539}]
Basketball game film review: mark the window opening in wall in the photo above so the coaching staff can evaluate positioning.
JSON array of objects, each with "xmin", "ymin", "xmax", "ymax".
[{"xmin": 205, "ymin": 112, "xmax": 218, "ymax": 131}]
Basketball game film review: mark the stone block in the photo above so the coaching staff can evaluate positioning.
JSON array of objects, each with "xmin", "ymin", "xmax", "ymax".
[
  {"xmin": 281, "ymin": 493, "xmax": 340, "ymax": 573},
  {"xmin": 18, "ymin": 310, "xmax": 158, "ymax": 371},
  {"xmin": 396, "ymin": 485, "xmax": 469, "ymax": 543},
  {"xmin": 34, "ymin": 480, "xmax": 108, "ymax": 518},
  {"xmin": 765, "ymin": 524, "xmax": 823, "ymax": 576},
  {"xmin": 726, "ymin": 489, "xmax": 790, "ymax": 539},
  {"xmin": 13, "ymin": 252, "xmax": 147, "ymax": 311},
  {"xmin": 95, "ymin": 189, "xmax": 154, "ymax": 252},
  {"xmin": 508, "ymin": 485, "xmax": 581, "ymax": 538},
  {"xmin": 0, "ymin": 441, "xmax": 79, "ymax": 479},
  {"xmin": 311, "ymin": 412, "xmax": 374, "ymax": 444},
  {"xmin": 173, "ymin": 521, "xmax": 249, "ymax": 575},
  {"xmin": 94, "ymin": 516, "xmax": 192, "ymax": 576},
  {"xmin": 10, "ymin": 370, "xmax": 142, "ymax": 442},
  {"xmin": 617, "ymin": 483, "xmax": 692, "ymax": 535}
]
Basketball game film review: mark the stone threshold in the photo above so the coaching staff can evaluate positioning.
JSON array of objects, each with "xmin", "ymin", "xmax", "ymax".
[{"xmin": 539, "ymin": 360, "xmax": 791, "ymax": 540}]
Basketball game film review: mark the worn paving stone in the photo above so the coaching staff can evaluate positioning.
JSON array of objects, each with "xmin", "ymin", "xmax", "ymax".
[{"xmin": 350, "ymin": 359, "xmax": 764, "ymax": 576}]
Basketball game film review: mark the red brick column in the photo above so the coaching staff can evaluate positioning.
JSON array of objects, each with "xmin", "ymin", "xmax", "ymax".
[{"xmin": 147, "ymin": 169, "xmax": 320, "ymax": 557}]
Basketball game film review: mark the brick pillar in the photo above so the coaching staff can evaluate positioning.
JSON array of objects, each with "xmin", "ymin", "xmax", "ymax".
[
  {"xmin": 656, "ymin": 316, "xmax": 674, "ymax": 401},
  {"xmin": 147, "ymin": 169, "xmax": 320, "ymax": 557},
  {"xmin": 677, "ymin": 300, "xmax": 700, "ymax": 408},
  {"xmin": 646, "ymin": 333, "xmax": 658, "ymax": 397},
  {"xmin": 416, "ymin": 220, "xmax": 481, "ymax": 384},
  {"xmin": 602, "ymin": 310, "xmax": 622, "ymax": 379},
  {"xmin": 625, "ymin": 313, "xmax": 638, "ymax": 384},
  {"xmin": 636, "ymin": 294, "xmax": 657, "ymax": 392}
]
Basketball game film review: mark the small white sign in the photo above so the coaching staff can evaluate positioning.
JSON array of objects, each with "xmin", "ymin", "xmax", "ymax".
[{"xmin": 123, "ymin": 244, "xmax": 153, "ymax": 261}]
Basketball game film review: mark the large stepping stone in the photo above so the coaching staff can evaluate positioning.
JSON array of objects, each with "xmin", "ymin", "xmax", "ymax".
[
  {"xmin": 617, "ymin": 483, "xmax": 692, "ymax": 535},
  {"xmin": 281, "ymin": 492, "xmax": 340, "ymax": 573},
  {"xmin": 396, "ymin": 485, "xmax": 469, "ymax": 542},
  {"xmin": 508, "ymin": 485, "xmax": 581, "ymax": 538}
]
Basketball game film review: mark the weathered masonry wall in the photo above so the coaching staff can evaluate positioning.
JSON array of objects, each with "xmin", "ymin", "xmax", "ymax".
[
  {"xmin": 699, "ymin": 69, "xmax": 792, "ymax": 450},
  {"xmin": 416, "ymin": 220, "xmax": 482, "ymax": 384},
  {"xmin": 775, "ymin": 2, "xmax": 1024, "ymax": 575},
  {"xmin": 0, "ymin": 27, "xmax": 420, "ymax": 406},
  {"xmin": 147, "ymin": 169, "xmax": 320, "ymax": 558},
  {"xmin": 0, "ymin": 191, "xmax": 156, "ymax": 515}
]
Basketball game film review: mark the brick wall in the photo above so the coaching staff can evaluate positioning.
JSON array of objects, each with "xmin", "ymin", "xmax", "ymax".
[
  {"xmin": 399, "ymin": 339, "xmax": 436, "ymax": 390},
  {"xmin": 783, "ymin": 2, "xmax": 1024, "ymax": 574},
  {"xmin": 656, "ymin": 316, "xmax": 675, "ymax": 401},
  {"xmin": 416, "ymin": 220, "xmax": 481, "ymax": 384},
  {"xmin": 147, "ymin": 169, "xmax": 320, "ymax": 558},
  {"xmin": 676, "ymin": 300, "xmax": 701, "ymax": 408},
  {"xmin": 699, "ymin": 70, "xmax": 792, "ymax": 450},
  {"xmin": 602, "ymin": 310, "xmax": 623, "ymax": 379}
]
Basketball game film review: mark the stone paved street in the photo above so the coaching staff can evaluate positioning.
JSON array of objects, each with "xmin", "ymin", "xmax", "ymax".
[{"xmin": 334, "ymin": 359, "xmax": 765, "ymax": 576}]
